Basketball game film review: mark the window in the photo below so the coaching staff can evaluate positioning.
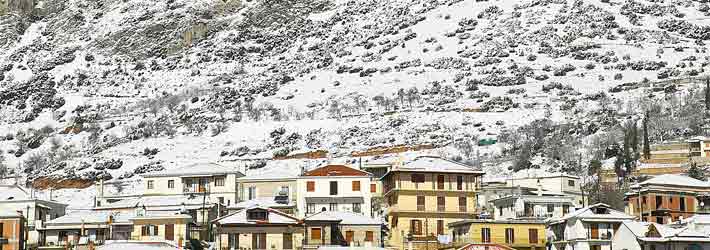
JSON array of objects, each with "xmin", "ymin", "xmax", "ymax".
[
  {"xmin": 228, "ymin": 233, "xmax": 238, "ymax": 249},
  {"xmin": 656, "ymin": 216, "xmax": 664, "ymax": 224},
  {"xmin": 311, "ymin": 228, "xmax": 322, "ymax": 240},
  {"xmin": 330, "ymin": 181, "xmax": 338, "ymax": 195},
  {"xmin": 417, "ymin": 196, "xmax": 425, "ymax": 211},
  {"xmin": 437, "ymin": 175, "xmax": 445, "ymax": 190},
  {"xmin": 656, "ymin": 195, "xmax": 662, "ymax": 209},
  {"xmin": 529, "ymin": 229, "xmax": 538, "ymax": 243},
  {"xmin": 253, "ymin": 233, "xmax": 267, "ymax": 249},
  {"xmin": 352, "ymin": 181, "xmax": 361, "ymax": 191},
  {"xmin": 147, "ymin": 180, "xmax": 154, "ymax": 189},
  {"xmin": 218, "ymin": 197, "xmax": 224, "ymax": 204},
  {"xmin": 248, "ymin": 210, "xmax": 268, "ymax": 221},
  {"xmin": 459, "ymin": 197, "xmax": 467, "ymax": 212},
  {"xmin": 283, "ymin": 233, "xmax": 293, "ymax": 249},
  {"xmin": 215, "ymin": 177, "xmax": 225, "ymax": 187},
  {"xmin": 307, "ymin": 181, "xmax": 315, "ymax": 192},
  {"xmin": 168, "ymin": 180, "xmax": 174, "ymax": 189},
  {"xmin": 353, "ymin": 203, "xmax": 362, "ymax": 213},
  {"xmin": 563, "ymin": 205, "xmax": 570, "ymax": 214},
  {"xmin": 568, "ymin": 180, "xmax": 575, "ymax": 187},
  {"xmin": 141, "ymin": 225, "xmax": 159, "ymax": 236},
  {"xmin": 437, "ymin": 220, "xmax": 444, "ymax": 235},
  {"xmin": 590, "ymin": 223, "xmax": 599, "ymax": 239},
  {"xmin": 345, "ymin": 231, "xmax": 354, "ymax": 245},
  {"xmin": 505, "ymin": 228, "xmax": 515, "ymax": 244},
  {"xmin": 330, "ymin": 203, "xmax": 338, "ymax": 211},
  {"xmin": 248, "ymin": 187, "xmax": 256, "ymax": 200},
  {"xmin": 456, "ymin": 176, "xmax": 463, "ymax": 190},
  {"xmin": 410, "ymin": 220, "xmax": 423, "ymax": 235},
  {"xmin": 0, "ymin": 223, "xmax": 3, "ymax": 236},
  {"xmin": 481, "ymin": 228, "xmax": 491, "ymax": 243},
  {"xmin": 279, "ymin": 186, "xmax": 289, "ymax": 195},
  {"xmin": 680, "ymin": 197, "xmax": 686, "ymax": 211},
  {"xmin": 499, "ymin": 206, "xmax": 503, "ymax": 216},
  {"xmin": 547, "ymin": 204, "xmax": 554, "ymax": 213},
  {"xmin": 437, "ymin": 196, "xmax": 445, "ymax": 212},
  {"xmin": 370, "ymin": 183, "xmax": 377, "ymax": 193},
  {"xmin": 365, "ymin": 231, "xmax": 374, "ymax": 242},
  {"xmin": 307, "ymin": 203, "xmax": 315, "ymax": 214},
  {"xmin": 411, "ymin": 174, "xmax": 425, "ymax": 183}
]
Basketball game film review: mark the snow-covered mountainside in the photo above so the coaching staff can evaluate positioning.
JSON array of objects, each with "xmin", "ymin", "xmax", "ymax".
[{"xmin": 1, "ymin": 0, "xmax": 709, "ymax": 208}]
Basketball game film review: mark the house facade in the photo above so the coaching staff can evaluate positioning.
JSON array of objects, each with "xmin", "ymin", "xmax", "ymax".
[
  {"xmin": 381, "ymin": 156, "xmax": 484, "ymax": 250},
  {"xmin": 449, "ymin": 219, "xmax": 546, "ymax": 250},
  {"xmin": 0, "ymin": 212, "xmax": 25, "ymax": 250},
  {"xmin": 491, "ymin": 195, "xmax": 575, "ymax": 220},
  {"xmin": 612, "ymin": 221, "xmax": 710, "ymax": 250},
  {"xmin": 504, "ymin": 175, "xmax": 585, "ymax": 207},
  {"xmin": 138, "ymin": 163, "xmax": 244, "ymax": 207},
  {"xmin": 548, "ymin": 203, "xmax": 634, "ymax": 250},
  {"xmin": 296, "ymin": 165, "xmax": 373, "ymax": 217},
  {"xmin": 213, "ymin": 206, "xmax": 304, "ymax": 250},
  {"xmin": 0, "ymin": 184, "xmax": 67, "ymax": 246},
  {"xmin": 625, "ymin": 174, "xmax": 708, "ymax": 224},
  {"xmin": 304, "ymin": 211, "xmax": 382, "ymax": 248},
  {"xmin": 234, "ymin": 170, "xmax": 297, "ymax": 214}
]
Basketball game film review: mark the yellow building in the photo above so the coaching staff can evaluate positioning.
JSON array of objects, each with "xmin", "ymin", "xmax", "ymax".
[
  {"xmin": 129, "ymin": 210, "xmax": 192, "ymax": 246},
  {"xmin": 381, "ymin": 156, "xmax": 484, "ymax": 250},
  {"xmin": 449, "ymin": 219, "xmax": 546, "ymax": 250}
]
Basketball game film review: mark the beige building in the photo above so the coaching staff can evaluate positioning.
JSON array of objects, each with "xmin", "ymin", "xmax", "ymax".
[
  {"xmin": 0, "ymin": 184, "xmax": 67, "ymax": 246},
  {"xmin": 139, "ymin": 163, "xmax": 244, "ymax": 207},
  {"xmin": 129, "ymin": 210, "xmax": 191, "ymax": 245},
  {"xmin": 214, "ymin": 206, "xmax": 304, "ymax": 250},
  {"xmin": 381, "ymin": 156, "xmax": 484, "ymax": 250},
  {"xmin": 0, "ymin": 211, "xmax": 25, "ymax": 250},
  {"xmin": 304, "ymin": 211, "xmax": 382, "ymax": 248},
  {"xmin": 233, "ymin": 169, "xmax": 297, "ymax": 214}
]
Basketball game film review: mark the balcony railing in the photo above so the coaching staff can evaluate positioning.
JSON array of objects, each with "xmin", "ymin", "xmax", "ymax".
[
  {"xmin": 417, "ymin": 205, "xmax": 425, "ymax": 211},
  {"xmin": 183, "ymin": 186, "xmax": 208, "ymax": 193},
  {"xmin": 437, "ymin": 205, "xmax": 445, "ymax": 212},
  {"xmin": 459, "ymin": 206, "xmax": 467, "ymax": 212}
]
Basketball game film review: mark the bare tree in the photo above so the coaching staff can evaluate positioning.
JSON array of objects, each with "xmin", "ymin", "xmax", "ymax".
[{"xmin": 406, "ymin": 87, "xmax": 420, "ymax": 108}]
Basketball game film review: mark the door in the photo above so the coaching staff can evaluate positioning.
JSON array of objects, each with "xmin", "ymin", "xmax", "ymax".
[
  {"xmin": 345, "ymin": 231, "xmax": 354, "ymax": 245},
  {"xmin": 283, "ymin": 233, "xmax": 293, "ymax": 249},
  {"xmin": 165, "ymin": 224, "xmax": 174, "ymax": 241},
  {"xmin": 252, "ymin": 233, "xmax": 266, "ymax": 249}
]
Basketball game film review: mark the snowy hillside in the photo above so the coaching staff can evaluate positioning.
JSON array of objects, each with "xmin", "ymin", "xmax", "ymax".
[{"xmin": 1, "ymin": 0, "xmax": 710, "ymax": 208}]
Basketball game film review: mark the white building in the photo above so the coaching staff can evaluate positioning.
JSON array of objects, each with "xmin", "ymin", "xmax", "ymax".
[
  {"xmin": 505, "ymin": 174, "xmax": 586, "ymax": 207},
  {"xmin": 296, "ymin": 165, "xmax": 373, "ymax": 217},
  {"xmin": 491, "ymin": 194, "xmax": 575, "ymax": 220},
  {"xmin": 548, "ymin": 203, "xmax": 634, "ymax": 250},
  {"xmin": 613, "ymin": 221, "xmax": 710, "ymax": 250},
  {"xmin": 0, "ymin": 184, "xmax": 67, "ymax": 245},
  {"xmin": 137, "ymin": 163, "xmax": 244, "ymax": 207}
]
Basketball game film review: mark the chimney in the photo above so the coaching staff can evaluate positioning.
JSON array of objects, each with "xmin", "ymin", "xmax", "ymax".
[
  {"xmin": 537, "ymin": 179, "xmax": 543, "ymax": 196},
  {"xmin": 98, "ymin": 179, "xmax": 105, "ymax": 199},
  {"xmin": 49, "ymin": 187, "xmax": 53, "ymax": 201}
]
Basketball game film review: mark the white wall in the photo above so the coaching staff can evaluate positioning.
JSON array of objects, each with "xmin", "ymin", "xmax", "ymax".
[
  {"xmin": 296, "ymin": 176, "xmax": 372, "ymax": 217},
  {"xmin": 142, "ymin": 174, "xmax": 238, "ymax": 206},
  {"xmin": 612, "ymin": 224, "xmax": 642, "ymax": 250}
]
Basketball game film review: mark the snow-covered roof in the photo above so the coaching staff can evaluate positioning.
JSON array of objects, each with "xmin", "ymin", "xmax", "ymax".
[
  {"xmin": 98, "ymin": 195, "xmax": 216, "ymax": 209},
  {"xmin": 45, "ymin": 210, "xmax": 132, "ymax": 225},
  {"xmin": 386, "ymin": 156, "xmax": 484, "ymax": 175},
  {"xmin": 142, "ymin": 163, "xmax": 243, "ymax": 178},
  {"xmin": 214, "ymin": 206, "xmax": 300, "ymax": 225},
  {"xmin": 97, "ymin": 241, "xmax": 179, "ymax": 250},
  {"xmin": 0, "ymin": 184, "xmax": 31, "ymax": 201},
  {"xmin": 239, "ymin": 169, "xmax": 299, "ymax": 181},
  {"xmin": 305, "ymin": 211, "xmax": 381, "ymax": 225},
  {"xmin": 318, "ymin": 247, "xmax": 387, "ymax": 250},
  {"xmin": 553, "ymin": 203, "xmax": 633, "ymax": 223},
  {"xmin": 622, "ymin": 221, "xmax": 710, "ymax": 242},
  {"xmin": 229, "ymin": 197, "xmax": 295, "ymax": 209},
  {"xmin": 0, "ymin": 211, "xmax": 23, "ymax": 218},
  {"xmin": 632, "ymin": 174, "xmax": 710, "ymax": 189}
]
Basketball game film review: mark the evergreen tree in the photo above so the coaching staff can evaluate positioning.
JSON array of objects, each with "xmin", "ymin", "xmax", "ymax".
[
  {"xmin": 705, "ymin": 78, "xmax": 710, "ymax": 111},
  {"xmin": 643, "ymin": 111, "xmax": 651, "ymax": 160},
  {"xmin": 687, "ymin": 162, "xmax": 706, "ymax": 181}
]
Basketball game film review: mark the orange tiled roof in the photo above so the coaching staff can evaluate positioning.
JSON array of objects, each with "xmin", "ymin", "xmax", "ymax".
[{"xmin": 303, "ymin": 165, "xmax": 370, "ymax": 177}]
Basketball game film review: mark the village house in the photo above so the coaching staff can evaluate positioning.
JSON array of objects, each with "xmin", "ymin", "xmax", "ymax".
[
  {"xmin": 213, "ymin": 206, "xmax": 303, "ymax": 250},
  {"xmin": 39, "ymin": 208, "xmax": 192, "ymax": 249},
  {"xmin": 503, "ymin": 174, "xmax": 586, "ymax": 207},
  {"xmin": 477, "ymin": 180, "xmax": 537, "ymax": 218},
  {"xmin": 0, "ymin": 184, "xmax": 67, "ymax": 246},
  {"xmin": 233, "ymin": 169, "xmax": 298, "ymax": 214},
  {"xmin": 548, "ymin": 203, "xmax": 634, "ymax": 250},
  {"xmin": 303, "ymin": 211, "xmax": 382, "ymax": 248},
  {"xmin": 625, "ymin": 174, "xmax": 709, "ymax": 224},
  {"xmin": 491, "ymin": 194, "xmax": 576, "ymax": 220},
  {"xmin": 0, "ymin": 211, "xmax": 25, "ymax": 250},
  {"xmin": 296, "ymin": 165, "xmax": 374, "ymax": 218},
  {"xmin": 381, "ymin": 156, "xmax": 484, "ymax": 250},
  {"xmin": 612, "ymin": 220, "xmax": 710, "ymax": 250},
  {"xmin": 449, "ymin": 219, "xmax": 546, "ymax": 250},
  {"xmin": 139, "ymin": 163, "xmax": 244, "ymax": 207}
]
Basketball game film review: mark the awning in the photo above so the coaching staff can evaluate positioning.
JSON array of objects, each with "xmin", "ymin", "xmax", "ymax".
[{"xmin": 304, "ymin": 197, "xmax": 364, "ymax": 204}]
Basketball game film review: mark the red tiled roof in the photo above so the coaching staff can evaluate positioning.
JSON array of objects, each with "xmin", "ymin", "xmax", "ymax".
[{"xmin": 303, "ymin": 165, "xmax": 370, "ymax": 177}]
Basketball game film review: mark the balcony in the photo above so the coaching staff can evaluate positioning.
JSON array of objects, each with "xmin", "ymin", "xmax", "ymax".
[
  {"xmin": 417, "ymin": 205, "xmax": 425, "ymax": 211},
  {"xmin": 183, "ymin": 186, "xmax": 209, "ymax": 193},
  {"xmin": 459, "ymin": 206, "xmax": 467, "ymax": 212},
  {"xmin": 437, "ymin": 205, "xmax": 445, "ymax": 212}
]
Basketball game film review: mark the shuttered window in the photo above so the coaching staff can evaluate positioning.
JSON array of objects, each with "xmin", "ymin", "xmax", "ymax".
[
  {"xmin": 352, "ymin": 181, "xmax": 361, "ymax": 191},
  {"xmin": 307, "ymin": 181, "xmax": 315, "ymax": 192},
  {"xmin": 529, "ymin": 229, "xmax": 538, "ymax": 243}
]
